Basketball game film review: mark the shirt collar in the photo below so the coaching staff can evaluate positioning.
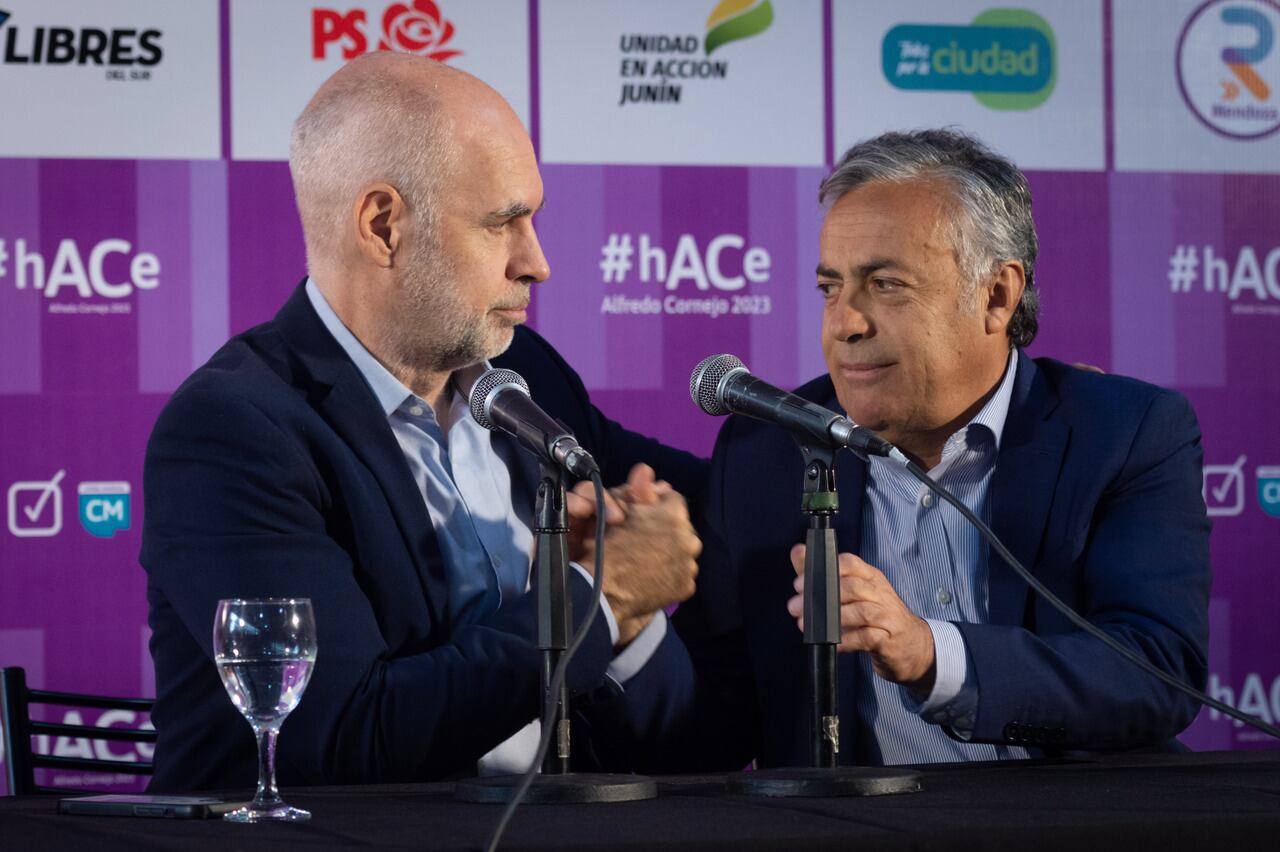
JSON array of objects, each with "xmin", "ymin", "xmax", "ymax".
[
  {"xmin": 305, "ymin": 278, "xmax": 417, "ymax": 418},
  {"xmin": 961, "ymin": 347, "xmax": 1019, "ymax": 453}
]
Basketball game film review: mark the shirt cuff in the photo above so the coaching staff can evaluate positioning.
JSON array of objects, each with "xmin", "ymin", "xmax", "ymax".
[
  {"xmin": 908, "ymin": 619, "xmax": 978, "ymax": 736},
  {"xmin": 570, "ymin": 561, "xmax": 619, "ymax": 646},
  {"xmin": 605, "ymin": 611, "xmax": 667, "ymax": 686}
]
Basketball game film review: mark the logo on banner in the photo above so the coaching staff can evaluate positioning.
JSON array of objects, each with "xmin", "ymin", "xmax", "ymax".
[
  {"xmin": 7, "ymin": 469, "xmax": 65, "ymax": 538},
  {"xmin": 1203, "ymin": 454, "xmax": 1248, "ymax": 517},
  {"xmin": 882, "ymin": 8, "xmax": 1056, "ymax": 110},
  {"xmin": 1258, "ymin": 466, "xmax": 1280, "ymax": 517},
  {"xmin": 78, "ymin": 482, "xmax": 131, "ymax": 538},
  {"xmin": 312, "ymin": 1, "xmax": 462, "ymax": 62},
  {"xmin": 0, "ymin": 237, "xmax": 161, "ymax": 314},
  {"xmin": 1177, "ymin": 0, "xmax": 1280, "ymax": 139},
  {"xmin": 0, "ymin": 6, "xmax": 163, "ymax": 80},
  {"xmin": 616, "ymin": 1, "xmax": 774, "ymax": 106}
]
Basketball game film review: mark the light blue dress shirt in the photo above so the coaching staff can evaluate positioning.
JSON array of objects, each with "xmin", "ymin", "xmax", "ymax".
[
  {"xmin": 848, "ymin": 348, "xmax": 1030, "ymax": 764},
  {"xmin": 305, "ymin": 280, "xmax": 665, "ymax": 772}
]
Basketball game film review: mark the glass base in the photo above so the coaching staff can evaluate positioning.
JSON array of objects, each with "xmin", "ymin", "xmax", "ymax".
[{"xmin": 223, "ymin": 802, "xmax": 311, "ymax": 822}]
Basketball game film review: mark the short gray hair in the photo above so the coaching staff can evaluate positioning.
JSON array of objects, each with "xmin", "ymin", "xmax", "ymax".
[
  {"xmin": 288, "ymin": 54, "xmax": 455, "ymax": 267},
  {"xmin": 819, "ymin": 129, "xmax": 1040, "ymax": 348}
]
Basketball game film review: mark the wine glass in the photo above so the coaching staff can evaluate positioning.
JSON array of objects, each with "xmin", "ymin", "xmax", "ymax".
[{"xmin": 213, "ymin": 598, "xmax": 317, "ymax": 822}]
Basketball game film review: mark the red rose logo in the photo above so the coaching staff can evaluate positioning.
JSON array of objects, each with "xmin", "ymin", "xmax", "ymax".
[{"xmin": 378, "ymin": 0, "xmax": 462, "ymax": 62}]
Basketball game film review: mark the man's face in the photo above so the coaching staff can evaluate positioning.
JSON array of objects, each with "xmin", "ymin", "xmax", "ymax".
[
  {"xmin": 390, "ymin": 111, "xmax": 549, "ymax": 374},
  {"xmin": 818, "ymin": 179, "xmax": 1004, "ymax": 452}
]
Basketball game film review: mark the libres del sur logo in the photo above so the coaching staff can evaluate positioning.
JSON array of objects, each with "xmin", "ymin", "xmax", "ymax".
[{"xmin": 882, "ymin": 8, "xmax": 1056, "ymax": 110}]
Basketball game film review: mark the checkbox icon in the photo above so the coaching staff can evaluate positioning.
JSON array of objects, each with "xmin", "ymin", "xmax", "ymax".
[
  {"xmin": 7, "ymin": 470, "xmax": 66, "ymax": 537},
  {"xmin": 1203, "ymin": 455, "xmax": 1246, "ymax": 518}
]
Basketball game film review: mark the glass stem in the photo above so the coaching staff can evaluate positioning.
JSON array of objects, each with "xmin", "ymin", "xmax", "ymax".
[{"xmin": 252, "ymin": 725, "xmax": 283, "ymax": 808}]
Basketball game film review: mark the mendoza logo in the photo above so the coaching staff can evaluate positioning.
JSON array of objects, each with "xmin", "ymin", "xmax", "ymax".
[
  {"xmin": 617, "ymin": 1, "xmax": 773, "ymax": 106},
  {"xmin": 0, "ymin": 7, "xmax": 162, "ymax": 74},
  {"xmin": 1177, "ymin": 0, "xmax": 1280, "ymax": 140},
  {"xmin": 882, "ymin": 8, "xmax": 1056, "ymax": 110},
  {"xmin": 313, "ymin": 1, "xmax": 461, "ymax": 62}
]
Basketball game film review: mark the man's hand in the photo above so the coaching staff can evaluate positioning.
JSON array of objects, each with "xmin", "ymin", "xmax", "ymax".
[
  {"xmin": 575, "ymin": 465, "xmax": 700, "ymax": 647},
  {"xmin": 787, "ymin": 544, "xmax": 936, "ymax": 698}
]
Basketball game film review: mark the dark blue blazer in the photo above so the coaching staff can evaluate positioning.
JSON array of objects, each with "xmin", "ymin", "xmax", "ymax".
[
  {"xmin": 141, "ymin": 283, "xmax": 707, "ymax": 791},
  {"xmin": 671, "ymin": 351, "xmax": 1211, "ymax": 768}
]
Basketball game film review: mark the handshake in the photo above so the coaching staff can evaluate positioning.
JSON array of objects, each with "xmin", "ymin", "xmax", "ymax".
[{"xmin": 565, "ymin": 464, "xmax": 701, "ymax": 647}]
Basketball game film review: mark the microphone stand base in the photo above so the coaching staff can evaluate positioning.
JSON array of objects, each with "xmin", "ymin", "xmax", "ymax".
[
  {"xmin": 727, "ymin": 766, "xmax": 922, "ymax": 798},
  {"xmin": 455, "ymin": 773, "xmax": 657, "ymax": 805}
]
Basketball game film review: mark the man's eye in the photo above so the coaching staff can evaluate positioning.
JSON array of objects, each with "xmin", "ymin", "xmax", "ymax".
[
  {"xmin": 871, "ymin": 278, "xmax": 899, "ymax": 292},
  {"xmin": 817, "ymin": 281, "xmax": 839, "ymax": 297}
]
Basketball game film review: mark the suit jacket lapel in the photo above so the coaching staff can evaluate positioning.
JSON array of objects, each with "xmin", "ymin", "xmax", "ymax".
[
  {"xmin": 274, "ymin": 283, "xmax": 452, "ymax": 632},
  {"xmin": 987, "ymin": 350, "xmax": 1070, "ymax": 626}
]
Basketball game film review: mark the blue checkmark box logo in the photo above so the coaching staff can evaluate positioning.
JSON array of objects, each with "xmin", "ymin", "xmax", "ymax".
[{"xmin": 7, "ymin": 470, "xmax": 66, "ymax": 537}]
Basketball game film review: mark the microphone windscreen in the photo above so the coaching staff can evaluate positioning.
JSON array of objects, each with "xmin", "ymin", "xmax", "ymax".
[
  {"xmin": 467, "ymin": 368, "xmax": 529, "ymax": 431},
  {"xmin": 689, "ymin": 354, "xmax": 747, "ymax": 416}
]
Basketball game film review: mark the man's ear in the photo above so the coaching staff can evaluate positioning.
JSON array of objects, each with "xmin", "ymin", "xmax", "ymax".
[
  {"xmin": 354, "ymin": 182, "xmax": 404, "ymax": 268},
  {"xmin": 984, "ymin": 260, "xmax": 1026, "ymax": 336}
]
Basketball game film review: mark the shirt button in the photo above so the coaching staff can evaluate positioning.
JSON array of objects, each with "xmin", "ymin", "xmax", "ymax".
[
  {"xmin": 409, "ymin": 405, "xmax": 425, "ymax": 417},
  {"xmin": 937, "ymin": 588, "xmax": 953, "ymax": 606},
  {"xmin": 920, "ymin": 492, "xmax": 934, "ymax": 508}
]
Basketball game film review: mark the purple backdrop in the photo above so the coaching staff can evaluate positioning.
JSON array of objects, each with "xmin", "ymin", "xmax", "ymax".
[{"xmin": 2, "ymin": 0, "xmax": 1279, "ymax": 793}]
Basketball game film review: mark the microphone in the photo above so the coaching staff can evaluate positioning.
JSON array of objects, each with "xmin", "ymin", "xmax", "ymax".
[
  {"xmin": 689, "ymin": 354, "xmax": 904, "ymax": 461},
  {"xmin": 465, "ymin": 367, "xmax": 600, "ymax": 479}
]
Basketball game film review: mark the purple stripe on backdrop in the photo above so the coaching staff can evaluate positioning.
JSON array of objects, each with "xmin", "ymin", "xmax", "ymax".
[
  {"xmin": 220, "ymin": 0, "xmax": 232, "ymax": 161},
  {"xmin": 528, "ymin": 0, "xmax": 540, "ymax": 157},
  {"xmin": 606, "ymin": 166, "xmax": 664, "ymax": 390},
  {"xmin": 822, "ymin": 0, "xmax": 834, "ymax": 167},
  {"xmin": 747, "ymin": 167, "xmax": 800, "ymax": 388},
  {"xmin": 38, "ymin": 161, "xmax": 140, "ymax": 396},
  {"xmin": 136, "ymin": 162, "xmax": 194, "ymax": 394},
  {"xmin": 190, "ymin": 161, "xmax": 230, "ymax": 369},
  {"xmin": 1172, "ymin": 176, "xmax": 1226, "ymax": 388},
  {"xmin": 226, "ymin": 162, "xmax": 307, "ymax": 333},
  {"xmin": 0, "ymin": 160, "xmax": 42, "ymax": 393},
  {"xmin": 1102, "ymin": 0, "xmax": 1114, "ymax": 173},
  {"xmin": 1109, "ymin": 173, "xmax": 1176, "ymax": 386},
  {"xmin": 796, "ymin": 168, "xmax": 827, "ymax": 385},
  {"xmin": 533, "ymin": 164, "xmax": 607, "ymax": 387}
]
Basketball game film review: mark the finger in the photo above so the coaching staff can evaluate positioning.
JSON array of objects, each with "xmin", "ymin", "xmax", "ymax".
[
  {"xmin": 567, "ymin": 482, "xmax": 624, "ymax": 524},
  {"xmin": 626, "ymin": 463, "xmax": 659, "ymax": 504},
  {"xmin": 838, "ymin": 625, "xmax": 891, "ymax": 655},
  {"xmin": 838, "ymin": 552, "xmax": 884, "ymax": 581},
  {"xmin": 838, "ymin": 574, "xmax": 884, "ymax": 605},
  {"xmin": 790, "ymin": 543, "xmax": 806, "ymax": 576},
  {"xmin": 787, "ymin": 593, "xmax": 803, "ymax": 622}
]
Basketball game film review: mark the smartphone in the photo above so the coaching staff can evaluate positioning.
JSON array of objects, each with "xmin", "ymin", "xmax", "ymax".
[{"xmin": 58, "ymin": 794, "xmax": 247, "ymax": 819}]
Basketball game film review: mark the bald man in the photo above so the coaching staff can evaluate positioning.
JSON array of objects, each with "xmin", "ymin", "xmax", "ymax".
[{"xmin": 141, "ymin": 54, "xmax": 706, "ymax": 791}]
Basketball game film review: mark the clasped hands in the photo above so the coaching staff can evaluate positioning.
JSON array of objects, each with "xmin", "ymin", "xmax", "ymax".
[
  {"xmin": 566, "ymin": 464, "xmax": 700, "ymax": 647},
  {"xmin": 787, "ymin": 544, "xmax": 938, "ymax": 699}
]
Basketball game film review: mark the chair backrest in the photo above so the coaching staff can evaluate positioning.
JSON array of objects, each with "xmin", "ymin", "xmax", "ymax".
[{"xmin": 1, "ymin": 666, "xmax": 156, "ymax": 796}]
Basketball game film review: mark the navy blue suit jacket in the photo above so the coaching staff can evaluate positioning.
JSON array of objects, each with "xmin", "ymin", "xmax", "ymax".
[
  {"xmin": 141, "ymin": 283, "xmax": 707, "ymax": 791},
  {"xmin": 671, "ymin": 351, "xmax": 1211, "ymax": 768}
]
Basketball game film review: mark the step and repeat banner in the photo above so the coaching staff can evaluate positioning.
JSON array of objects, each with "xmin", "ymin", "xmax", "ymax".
[{"xmin": 2, "ymin": 0, "xmax": 1278, "ymax": 790}]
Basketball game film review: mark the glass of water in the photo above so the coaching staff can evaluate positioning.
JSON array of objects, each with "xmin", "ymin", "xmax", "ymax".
[{"xmin": 213, "ymin": 598, "xmax": 317, "ymax": 822}]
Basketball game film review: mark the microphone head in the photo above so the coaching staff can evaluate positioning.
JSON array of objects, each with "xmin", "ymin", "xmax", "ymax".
[
  {"xmin": 467, "ymin": 367, "xmax": 530, "ymax": 431},
  {"xmin": 690, "ymin": 354, "xmax": 747, "ymax": 416}
]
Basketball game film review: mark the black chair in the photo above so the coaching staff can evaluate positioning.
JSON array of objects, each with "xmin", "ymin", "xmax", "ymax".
[{"xmin": 1, "ymin": 666, "xmax": 155, "ymax": 795}]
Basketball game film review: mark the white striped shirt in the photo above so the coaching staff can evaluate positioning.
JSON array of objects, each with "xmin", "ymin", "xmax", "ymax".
[{"xmin": 848, "ymin": 349, "xmax": 1030, "ymax": 764}]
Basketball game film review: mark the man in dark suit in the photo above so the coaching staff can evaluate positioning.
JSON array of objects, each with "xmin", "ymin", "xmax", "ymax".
[
  {"xmin": 141, "ymin": 53, "xmax": 704, "ymax": 791},
  {"xmin": 671, "ymin": 130, "xmax": 1211, "ymax": 768}
]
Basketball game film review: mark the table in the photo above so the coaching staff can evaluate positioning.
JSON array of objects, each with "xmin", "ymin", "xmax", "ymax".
[{"xmin": 2, "ymin": 750, "xmax": 1277, "ymax": 850}]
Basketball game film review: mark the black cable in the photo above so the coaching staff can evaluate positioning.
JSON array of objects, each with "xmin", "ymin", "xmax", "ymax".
[
  {"xmin": 897, "ymin": 457, "xmax": 1280, "ymax": 741},
  {"xmin": 484, "ymin": 471, "xmax": 609, "ymax": 852}
]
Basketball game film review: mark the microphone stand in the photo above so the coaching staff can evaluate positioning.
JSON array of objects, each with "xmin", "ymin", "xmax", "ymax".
[
  {"xmin": 729, "ymin": 442, "xmax": 922, "ymax": 798},
  {"xmin": 455, "ymin": 462, "xmax": 656, "ymax": 805}
]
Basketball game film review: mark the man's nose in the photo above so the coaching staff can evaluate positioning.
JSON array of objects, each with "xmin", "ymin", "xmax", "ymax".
[
  {"xmin": 828, "ymin": 296, "xmax": 872, "ymax": 342},
  {"xmin": 510, "ymin": 221, "xmax": 550, "ymax": 284}
]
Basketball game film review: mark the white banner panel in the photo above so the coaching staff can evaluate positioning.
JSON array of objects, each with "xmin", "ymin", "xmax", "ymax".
[
  {"xmin": 832, "ymin": 0, "xmax": 1105, "ymax": 171},
  {"xmin": 1115, "ymin": 0, "xmax": 1280, "ymax": 173},
  {"xmin": 231, "ymin": 0, "xmax": 530, "ymax": 161},
  {"xmin": 539, "ymin": 0, "xmax": 824, "ymax": 166},
  {"xmin": 0, "ymin": 0, "xmax": 220, "ymax": 160}
]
